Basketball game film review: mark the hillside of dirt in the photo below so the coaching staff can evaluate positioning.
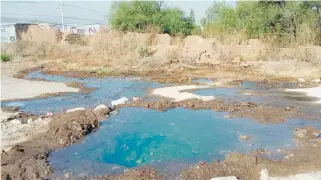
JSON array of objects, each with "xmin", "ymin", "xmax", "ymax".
[{"xmin": 2, "ymin": 30, "xmax": 321, "ymax": 85}]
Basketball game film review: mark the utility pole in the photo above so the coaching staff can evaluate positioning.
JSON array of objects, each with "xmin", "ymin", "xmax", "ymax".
[{"xmin": 60, "ymin": 1, "xmax": 64, "ymax": 32}]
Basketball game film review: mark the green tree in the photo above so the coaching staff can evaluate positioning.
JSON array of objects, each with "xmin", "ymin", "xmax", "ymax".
[
  {"xmin": 189, "ymin": 9, "xmax": 195, "ymax": 24},
  {"xmin": 109, "ymin": 1, "xmax": 196, "ymax": 36},
  {"xmin": 202, "ymin": 1, "xmax": 321, "ymax": 45}
]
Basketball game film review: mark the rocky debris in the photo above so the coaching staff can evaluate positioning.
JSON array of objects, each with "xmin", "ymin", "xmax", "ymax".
[
  {"xmin": 210, "ymin": 176, "xmax": 238, "ymax": 180},
  {"xmin": 260, "ymin": 168, "xmax": 321, "ymax": 180},
  {"xmin": 92, "ymin": 104, "xmax": 111, "ymax": 120},
  {"xmin": 27, "ymin": 118, "xmax": 33, "ymax": 124},
  {"xmin": 10, "ymin": 119, "xmax": 21, "ymax": 125},
  {"xmin": 293, "ymin": 126, "xmax": 320, "ymax": 139},
  {"xmin": 66, "ymin": 107, "xmax": 86, "ymax": 113},
  {"xmin": 91, "ymin": 167, "xmax": 163, "ymax": 180},
  {"xmin": 49, "ymin": 110, "xmax": 99, "ymax": 146},
  {"xmin": 1, "ymin": 108, "xmax": 103, "ymax": 180},
  {"xmin": 285, "ymin": 106, "xmax": 292, "ymax": 111},
  {"xmin": 118, "ymin": 99, "xmax": 313, "ymax": 123},
  {"xmin": 239, "ymin": 135, "xmax": 250, "ymax": 140},
  {"xmin": 239, "ymin": 102, "xmax": 257, "ymax": 107},
  {"xmin": 111, "ymin": 97, "xmax": 129, "ymax": 106},
  {"xmin": 312, "ymin": 78, "xmax": 321, "ymax": 83},
  {"xmin": 298, "ymin": 78, "xmax": 306, "ymax": 83}
]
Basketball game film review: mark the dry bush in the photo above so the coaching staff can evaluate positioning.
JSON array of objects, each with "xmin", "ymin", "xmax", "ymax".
[
  {"xmin": 202, "ymin": 27, "xmax": 248, "ymax": 45},
  {"xmin": 2, "ymin": 40, "xmax": 55, "ymax": 59}
]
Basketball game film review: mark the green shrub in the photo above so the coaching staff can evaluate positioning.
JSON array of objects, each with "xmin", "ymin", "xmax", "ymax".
[
  {"xmin": 1, "ymin": 54, "xmax": 11, "ymax": 62},
  {"xmin": 202, "ymin": 1, "xmax": 321, "ymax": 45},
  {"xmin": 109, "ymin": 1, "xmax": 195, "ymax": 36}
]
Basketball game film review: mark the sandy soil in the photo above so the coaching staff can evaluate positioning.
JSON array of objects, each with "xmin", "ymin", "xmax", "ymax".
[
  {"xmin": 1, "ymin": 59, "xmax": 79, "ymax": 101},
  {"xmin": 1, "ymin": 58, "xmax": 321, "ymax": 180},
  {"xmin": 152, "ymin": 85, "xmax": 215, "ymax": 101},
  {"xmin": 286, "ymin": 85, "xmax": 321, "ymax": 104},
  {"xmin": 0, "ymin": 109, "xmax": 51, "ymax": 152},
  {"xmin": 1, "ymin": 108, "xmax": 108, "ymax": 180}
]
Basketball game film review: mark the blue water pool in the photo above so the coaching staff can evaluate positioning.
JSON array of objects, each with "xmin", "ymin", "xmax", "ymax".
[
  {"xmin": 2, "ymin": 72, "xmax": 164, "ymax": 114},
  {"xmin": 49, "ymin": 107, "xmax": 321, "ymax": 177}
]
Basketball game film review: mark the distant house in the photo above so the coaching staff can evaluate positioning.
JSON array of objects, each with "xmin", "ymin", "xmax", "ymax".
[
  {"xmin": 1, "ymin": 23, "xmax": 20, "ymax": 43},
  {"xmin": 1, "ymin": 23, "xmax": 59, "ymax": 44},
  {"xmin": 1, "ymin": 23, "xmax": 102, "ymax": 43},
  {"xmin": 55, "ymin": 23, "xmax": 101, "ymax": 36}
]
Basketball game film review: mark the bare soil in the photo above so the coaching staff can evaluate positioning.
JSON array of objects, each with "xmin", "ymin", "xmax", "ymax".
[
  {"xmin": 1, "ymin": 58, "xmax": 321, "ymax": 180},
  {"xmin": 1, "ymin": 108, "xmax": 109, "ymax": 180},
  {"xmin": 117, "ymin": 99, "xmax": 319, "ymax": 124}
]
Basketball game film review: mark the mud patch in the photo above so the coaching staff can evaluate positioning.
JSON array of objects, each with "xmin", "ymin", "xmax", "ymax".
[{"xmin": 1, "ymin": 109, "xmax": 105, "ymax": 180}]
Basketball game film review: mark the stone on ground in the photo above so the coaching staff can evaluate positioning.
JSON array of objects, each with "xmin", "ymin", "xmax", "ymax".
[
  {"xmin": 66, "ymin": 107, "xmax": 86, "ymax": 113},
  {"xmin": 111, "ymin": 97, "xmax": 129, "ymax": 106}
]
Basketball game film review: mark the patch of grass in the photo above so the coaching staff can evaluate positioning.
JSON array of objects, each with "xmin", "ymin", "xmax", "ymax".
[{"xmin": 1, "ymin": 54, "xmax": 11, "ymax": 62}]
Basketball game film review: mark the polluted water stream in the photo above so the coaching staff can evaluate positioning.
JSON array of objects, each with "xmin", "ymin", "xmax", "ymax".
[{"xmin": 2, "ymin": 71, "xmax": 321, "ymax": 178}]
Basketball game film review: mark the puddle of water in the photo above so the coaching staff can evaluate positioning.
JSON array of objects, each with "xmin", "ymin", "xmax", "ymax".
[
  {"xmin": 2, "ymin": 72, "xmax": 164, "ymax": 114},
  {"xmin": 48, "ymin": 107, "xmax": 321, "ymax": 177}
]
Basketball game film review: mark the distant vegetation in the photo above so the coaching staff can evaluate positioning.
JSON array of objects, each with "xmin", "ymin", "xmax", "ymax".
[
  {"xmin": 201, "ymin": 1, "xmax": 321, "ymax": 45},
  {"xmin": 109, "ymin": 1, "xmax": 320, "ymax": 45},
  {"xmin": 109, "ymin": 1, "xmax": 196, "ymax": 36}
]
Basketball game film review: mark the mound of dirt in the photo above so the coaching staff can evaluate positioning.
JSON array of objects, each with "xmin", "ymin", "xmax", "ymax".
[
  {"xmin": 1, "ymin": 109, "xmax": 100, "ymax": 180},
  {"xmin": 16, "ymin": 24, "xmax": 58, "ymax": 44},
  {"xmin": 63, "ymin": 33, "xmax": 87, "ymax": 45}
]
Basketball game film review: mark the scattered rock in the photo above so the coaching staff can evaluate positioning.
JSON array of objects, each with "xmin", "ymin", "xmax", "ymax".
[
  {"xmin": 240, "ymin": 61, "xmax": 251, "ymax": 68},
  {"xmin": 27, "ymin": 118, "xmax": 33, "ymax": 124},
  {"xmin": 10, "ymin": 119, "xmax": 21, "ymax": 125},
  {"xmin": 239, "ymin": 135, "xmax": 250, "ymax": 140},
  {"xmin": 260, "ymin": 169, "xmax": 269, "ymax": 180},
  {"xmin": 311, "ymin": 79, "xmax": 321, "ymax": 83},
  {"xmin": 294, "ymin": 126, "xmax": 320, "ymax": 139},
  {"xmin": 64, "ymin": 172, "xmax": 71, "ymax": 178},
  {"xmin": 285, "ymin": 106, "xmax": 292, "ymax": 111},
  {"xmin": 132, "ymin": 97, "xmax": 140, "ymax": 101},
  {"xmin": 240, "ymin": 102, "xmax": 257, "ymax": 107},
  {"xmin": 298, "ymin": 78, "xmax": 306, "ymax": 83},
  {"xmin": 92, "ymin": 104, "xmax": 110, "ymax": 119},
  {"xmin": 66, "ymin": 107, "xmax": 86, "ymax": 113},
  {"xmin": 210, "ymin": 176, "xmax": 238, "ymax": 180},
  {"xmin": 111, "ymin": 97, "xmax": 129, "ymax": 106}
]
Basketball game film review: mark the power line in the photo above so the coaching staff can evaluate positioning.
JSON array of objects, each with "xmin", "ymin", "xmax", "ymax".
[
  {"xmin": 2, "ymin": 13, "xmax": 105, "ymax": 24},
  {"xmin": 1, "ymin": 16, "xmax": 57, "ymax": 24},
  {"xmin": 2, "ymin": 1, "xmax": 108, "ymax": 15},
  {"xmin": 1, "ymin": 1, "xmax": 37, "ymax": 4},
  {"xmin": 62, "ymin": 3, "xmax": 108, "ymax": 15}
]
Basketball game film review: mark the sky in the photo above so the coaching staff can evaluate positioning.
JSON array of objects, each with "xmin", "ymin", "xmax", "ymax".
[{"xmin": 1, "ymin": 1, "xmax": 224, "ymax": 25}]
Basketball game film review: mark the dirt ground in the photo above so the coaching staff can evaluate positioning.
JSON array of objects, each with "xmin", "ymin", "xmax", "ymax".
[
  {"xmin": 1, "ymin": 107, "xmax": 320, "ymax": 180},
  {"xmin": 1, "ymin": 59, "xmax": 79, "ymax": 101},
  {"xmin": 1, "ymin": 41, "xmax": 321, "ymax": 179}
]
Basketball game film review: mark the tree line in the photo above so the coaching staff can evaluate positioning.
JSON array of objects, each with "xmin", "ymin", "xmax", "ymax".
[{"xmin": 109, "ymin": 1, "xmax": 321, "ymax": 45}]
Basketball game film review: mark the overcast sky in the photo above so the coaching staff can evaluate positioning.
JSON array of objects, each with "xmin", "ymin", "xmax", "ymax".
[{"xmin": 1, "ymin": 1, "xmax": 234, "ymax": 25}]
